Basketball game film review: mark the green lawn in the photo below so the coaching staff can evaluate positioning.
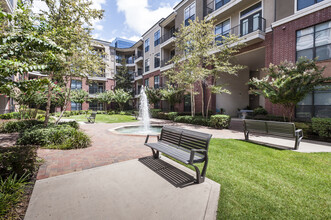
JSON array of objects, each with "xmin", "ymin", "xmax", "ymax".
[
  {"xmin": 184, "ymin": 139, "xmax": 331, "ymax": 219},
  {"xmin": 62, "ymin": 114, "xmax": 137, "ymax": 123}
]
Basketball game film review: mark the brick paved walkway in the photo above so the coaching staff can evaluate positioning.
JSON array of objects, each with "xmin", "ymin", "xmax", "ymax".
[{"xmin": 37, "ymin": 122, "xmax": 153, "ymax": 180}]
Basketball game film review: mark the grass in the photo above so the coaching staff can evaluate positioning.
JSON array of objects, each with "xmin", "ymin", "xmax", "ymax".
[
  {"xmin": 62, "ymin": 114, "xmax": 137, "ymax": 123},
  {"xmin": 179, "ymin": 139, "xmax": 331, "ymax": 219}
]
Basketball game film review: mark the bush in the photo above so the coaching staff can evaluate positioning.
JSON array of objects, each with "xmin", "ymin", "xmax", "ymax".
[
  {"xmin": 253, "ymin": 107, "xmax": 268, "ymax": 116},
  {"xmin": 150, "ymin": 109, "xmax": 162, "ymax": 118},
  {"xmin": 107, "ymin": 110, "xmax": 116, "ymax": 115},
  {"xmin": 97, "ymin": 111, "xmax": 106, "ymax": 114},
  {"xmin": 0, "ymin": 120, "xmax": 44, "ymax": 133},
  {"xmin": 246, "ymin": 114, "xmax": 288, "ymax": 122},
  {"xmin": 167, "ymin": 112, "xmax": 178, "ymax": 120},
  {"xmin": 0, "ymin": 146, "xmax": 37, "ymax": 179},
  {"xmin": 312, "ymin": 118, "xmax": 331, "ymax": 138},
  {"xmin": 174, "ymin": 116, "xmax": 210, "ymax": 126},
  {"xmin": 0, "ymin": 112, "xmax": 20, "ymax": 120},
  {"xmin": 17, "ymin": 124, "xmax": 90, "ymax": 149},
  {"xmin": 210, "ymin": 115, "xmax": 231, "ymax": 129}
]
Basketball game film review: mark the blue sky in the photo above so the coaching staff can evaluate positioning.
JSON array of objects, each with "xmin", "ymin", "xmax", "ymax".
[{"xmin": 32, "ymin": 0, "xmax": 179, "ymax": 43}]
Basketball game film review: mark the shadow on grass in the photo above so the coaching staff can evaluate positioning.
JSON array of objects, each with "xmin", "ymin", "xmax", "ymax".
[
  {"xmin": 238, "ymin": 139, "xmax": 293, "ymax": 150},
  {"xmin": 138, "ymin": 156, "xmax": 195, "ymax": 188}
]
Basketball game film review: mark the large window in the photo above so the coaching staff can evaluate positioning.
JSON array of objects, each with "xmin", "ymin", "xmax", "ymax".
[
  {"xmin": 240, "ymin": 2, "xmax": 262, "ymax": 36},
  {"xmin": 71, "ymin": 80, "xmax": 82, "ymax": 90},
  {"xmin": 145, "ymin": 39, "xmax": 150, "ymax": 52},
  {"xmin": 296, "ymin": 21, "xmax": 331, "ymax": 61},
  {"xmin": 154, "ymin": 76, "xmax": 160, "ymax": 89},
  {"xmin": 215, "ymin": 0, "xmax": 230, "ymax": 10},
  {"xmin": 185, "ymin": 3, "xmax": 195, "ymax": 26},
  {"xmin": 89, "ymin": 100, "xmax": 104, "ymax": 111},
  {"xmin": 154, "ymin": 53, "xmax": 160, "ymax": 68},
  {"xmin": 215, "ymin": 19, "xmax": 230, "ymax": 45},
  {"xmin": 89, "ymin": 82, "xmax": 104, "ymax": 94},
  {"xmin": 71, "ymin": 102, "xmax": 82, "ymax": 111},
  {"xmin": 145, "ymin": 59, "xmax": 150, "ymax": 72},
  {"xmin": 154, "ymin": 30, "xmax": 161, "ymax": 46},
  {"xmin": 296, "ymin": 85, "xmax": 331, "ymax": 118},
  {"xmin": 144, "ymin": 78, "xmax": 149, "ymax": 88},
  {"xmin": 297, "ymin": 0, "xmax": 324, "ymax": 11}
]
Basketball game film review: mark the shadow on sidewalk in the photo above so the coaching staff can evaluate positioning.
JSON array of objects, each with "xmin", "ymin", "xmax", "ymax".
[{"xmin": 139, "ymin": 156, "xmax": 195, "ymax": 188}]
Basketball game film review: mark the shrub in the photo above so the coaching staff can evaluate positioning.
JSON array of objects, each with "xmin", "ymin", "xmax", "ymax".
[
  {"xmin": 246, "ymin": 114, "xmax": 288, "ymax": 122},
  {"xmin": 174, "ymin": 116, "xmax": 210, "ymax": 126},
  {"xmin": 17, "ymin": 124, "xmax": 90, "ymax": 149},
  {"xmin": 253, "ymin": 107, "xmax": 268, "ymax": 116},
  {"xmin": 150, "ymin": 109, "xmax": 162, "ymax": 118},
  {"xmin": 97, "ymin": 111, "xmax": 106, "ymax": 114},
  {"xmin": 58, "ymin": 121, "xmax": 79, "ymax": 130},
  {"xmin": 210, "ymin": 115, "xmax": 231, "ymax": 129},
  {"xmin": 0, "ymin": 120, "xmax": 44, "ymax": 133},
  {"xmin": 312, "ymin": 118, "xmax": 331, "ymax": 138},
  {"xmin": 0, "ymin": 173, "xmax": 29, "ymax": 217},
  {"xmin": 107, "ymin": 110, "xmax": 116, "ymax": 115},
  {"xmin": 156, "ymin": 112, "xmax": 169, "ymax": 120},
  {"xmin": 0, "ymin": 146, "xmax": 37, "ymax": 179},
  {"xmin": 0, "ymin": 112, "xmax": 20, "ymax": 120},
  {"xmin": 167, "ymin": 112, "xmax": 178, "ymax": 120}
]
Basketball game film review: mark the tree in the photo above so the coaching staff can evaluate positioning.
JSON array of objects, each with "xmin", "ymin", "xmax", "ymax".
[
  {"xmin": 112, "ymin": 89, "xmax": 132, "ymax": 111},
  {"xmin": 165, "ymin": 17, "xmax": 244, "ymax": 117},
  {"xmin": 98, "ymin": 90, "xmax": 114, "ymax": 105},
  {"xmin": 115, "ymin": 59, "xmax": 132, "ymax": 93},
  {"xmin": 160, "ymin": 85, "xmax": 184, "ymax": 112},
  {"xmin": 70, "ymin": 89, "xmax": 89, "ymax": 108},
  {"xmin": 248, "ymin": 58, "xmax": 331, "ymax": 121},
  {"xmin": 32, "ymin": 0, "xmax": 105, "ymax": 126},
  {"xmin": 145, "ymin": 88, "xmax": 162, "ymax": 108}
]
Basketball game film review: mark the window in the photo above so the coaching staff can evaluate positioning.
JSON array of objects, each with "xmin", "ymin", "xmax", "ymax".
[
  {"xmin": 145, "ymin": 39, "xmax": 150, "ymax": 52},
  {"xmin": 215, "ymin": 0, "xmax": 230, "ymax": 10},
  {"xmin": 145, "ymin": 78, "xmax": 149, "ymax": 88},
  {"xmin": 89, "ymin": 82, "xmax": 104, "ymax": 94},
  {"xmin": 296, "ymin": 21, "xmax": 331, "ymax": 61},
  {"xmin": 297, "ymin": 0, "xmax": 324, "ymax": 11},
  {"xmin": 154, "ymin": 53, "xmax": 160, "ymax": 68},
  {"xmin": 71, "ymin": 80, "xmax": 82, "ymax": 90},
  {"xmin": 240, "ymin": 2, "xmax": 262, "ymax": 36},
  {"xmin": 89, "ymin": 100, "xmax": 104, "ymax": 111},
  {"xmin": 71, "ymin": 102, "xmax": 82, "ymax": 111},
  {"xmin": 145, "ymin": 59, "xmax": 150, "ymax": 72},
  {"xmin": 154, "ymin": 30, "xmax": 161, "ymax": 46},
  {"xmin": 185, "ymin": 3, "xmax": 195, "ymax": 26},
  {"xmin": 154, "ymin": 76, "xmax": 160, "ymax": 89},
  {"xmin": 296, "ymin": 85, "xmax": 331, "ymax": 118},
  {"xmin": 215, "ymin": 19, "xmax": 230, "ymax": 45}
]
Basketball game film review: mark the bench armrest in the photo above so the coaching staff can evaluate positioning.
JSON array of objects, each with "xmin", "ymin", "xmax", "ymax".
[
  {"xmin": 189, "ymin": 149, "xmax": 207, "ymax": 164},
  {"xmin": 145, "ymin": 134, "xmax": 160, "ymax": 144},
  {"xmin": 295, "ymin": 129, "xmax": 303, "ymax": 138}
]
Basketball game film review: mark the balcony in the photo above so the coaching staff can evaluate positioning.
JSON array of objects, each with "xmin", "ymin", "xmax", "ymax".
[
  {"xmin": 160, "ymin": 58, "xmax": 174, "ymax": 72},
  {"xmin": 160, "ymin": 28, "xmax": 177, "ymax": 48},
  {"xmin": 135, "ymin": 51, "xmax": 143, "ymax": 63},
  {"xmin": 89, "ymin": 88, "xmax": 104, "ymax": 95},
  {"xmin": 205, "ymin": 0, "xmax": 242, "ymax": 20},
  {"xmin": 116, "ymin": 58, "xmax": 136, "ymax": 67},
  {"xmin": 135, "ymin": 69, "xmax": 143, "ymax": 78}
]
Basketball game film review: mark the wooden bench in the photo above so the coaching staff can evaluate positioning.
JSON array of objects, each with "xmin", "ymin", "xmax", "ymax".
[
  {"xmin": 243, "ymin": 119, "xmax": 303, "ymax": 150},
  {"xmin": 86, "ymin": 112, "xmax": 96, "ymax": 123},
  {"xmin": 144, "ymin": 126, "xmax": 212, "ymax": 184}
]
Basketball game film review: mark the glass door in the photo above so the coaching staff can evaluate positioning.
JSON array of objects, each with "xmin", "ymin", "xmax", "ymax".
[{"xmin": 240, "ymin": 11, "xmax": 262, "ymax": 36}]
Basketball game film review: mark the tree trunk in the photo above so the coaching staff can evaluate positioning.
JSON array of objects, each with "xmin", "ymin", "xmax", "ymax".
[
  {"xmin": 206, "ymin": 77, "xmax": 215, "ymax": 118},
  {"xmin": 190, "ymin": 85, "xmax": 195, "ymax": 117},
  {"xmin": 200, "ymin": 81, "xmax": 205, "ymax": 118},
  {"xmin": 44, "ymin": 75, "xmax": 53, "ymax": 127},
  {"xmin": 55, "ymin": 76, "xmax": 72, "ymax": 125}
]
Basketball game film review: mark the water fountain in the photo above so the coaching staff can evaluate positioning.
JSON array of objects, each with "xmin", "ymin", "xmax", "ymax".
[
  {"xmin": 110, "ymin": 86, "xmax": 162, "ymax": 135},
  {"xmin": 139, "ymin": 86, "xmax": 151, "ymax": 131}
]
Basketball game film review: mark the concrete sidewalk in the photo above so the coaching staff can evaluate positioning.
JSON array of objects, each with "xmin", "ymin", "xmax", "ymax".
[{"xmin": 25, "ymin": 157, "xmax": 220, "ymax": 220}]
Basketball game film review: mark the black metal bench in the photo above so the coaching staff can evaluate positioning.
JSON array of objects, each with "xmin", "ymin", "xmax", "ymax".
[
  {"xmin": 144, "ymin": 126, "xmax": 212, "ymax": 184},
  {"xmin": 86, "ymin": 112, "xmax": 96, "ymax": 123},
  {"xmin": 243, "ymin": 119, "xmax": 303, "ymax": 150}
]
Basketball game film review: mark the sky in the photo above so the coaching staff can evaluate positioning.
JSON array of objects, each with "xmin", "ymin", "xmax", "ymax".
[{"xmin": 32, "ymin": 0, "xmax": 180, "ymax": 43}]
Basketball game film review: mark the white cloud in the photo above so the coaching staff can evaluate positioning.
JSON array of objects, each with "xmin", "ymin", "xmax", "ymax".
[
  {"xmin": 91, "ymin": 0, "xmax": 106, "ymax": 10},
  {"xmin": 95, "ymin": 24, "xmax": 104, "ymax": 31},
  {"xmin": 120, "ymin": 35, "xmax": 141, "ymax": 42},
  {"xmin": 116, "ymin": 0, "xmax": 173, "ymax": 35}
]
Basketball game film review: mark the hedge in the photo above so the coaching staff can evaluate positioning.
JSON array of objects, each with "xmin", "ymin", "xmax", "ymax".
[
  {"xmin": 312, "ymin": 118, "xmax": 331, "ymax": 138},
  {"xmin": 210, "ymin": 115, "xmax": 231, "ymax": 129},
  {"xmin": 174, "ymin": 116, "xmax": 210, "ymax": 127}
]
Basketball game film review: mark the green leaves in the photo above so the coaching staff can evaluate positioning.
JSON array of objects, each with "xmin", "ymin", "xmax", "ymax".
[{"xmin": 70, "ymin": 89, "xmax": 89, "ymax": 104}]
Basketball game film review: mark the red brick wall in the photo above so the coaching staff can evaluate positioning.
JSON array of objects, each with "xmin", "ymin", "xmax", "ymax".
[{"xmin": 264, "ymin": 7, "xmax": 331, "ymax": 117}]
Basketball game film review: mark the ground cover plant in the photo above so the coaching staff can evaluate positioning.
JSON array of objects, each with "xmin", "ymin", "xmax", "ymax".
[
  {"xmin": 177, "ymin": 139, "xmax": 330, "ymax": 219},
  {"xmin": 62, "ymin": 114, "xmax": 136, "ymax": 123}
]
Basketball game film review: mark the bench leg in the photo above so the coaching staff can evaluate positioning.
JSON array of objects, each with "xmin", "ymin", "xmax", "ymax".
[
  {"xmin": 244, "ymin": 131, "xmax": 249, "ymax": 141},
  {"xmin": 294, "ymin": 136, "xmax": 302, "ymax": 150},
  {"xmin": 151, "ymin": 149, "xmax": 159, "ymax": 159},
  {"xmin": 192, "ymin": 157, "xmax": 208, "ymax": 184}
]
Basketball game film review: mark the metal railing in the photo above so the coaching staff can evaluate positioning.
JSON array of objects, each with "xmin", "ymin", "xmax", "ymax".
[
  {"xmin": 135, "ymin": 51, "xmax": 143, "ymax": 59},
  {"xmin": 116, "ymin": 58, "xmax": 135, "ymax": 64},
  {"xmin": 89, "ymin": 88, "xmax": 104, "ymax": 94},
  {"xmin": 205, "ymin": 0, "xmax": 231, "ymax": 16},
  {"xmin": 160, "ymin": 28, "xmax": 177, "ymax": 44},
  {"xmin": 161, "ymin": 57, "xmax": 174, "ymax": 67},
  {"xmin": 135, "ymin": 69, "xmax": 143, "ymax": 77}
]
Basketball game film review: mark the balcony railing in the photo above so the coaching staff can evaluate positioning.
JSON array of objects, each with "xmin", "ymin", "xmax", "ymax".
[
  {"xmin": 135, "ymin": 69, "xmax": 143, "ymax": 77},
  {"xmin": 205, "ymin": 0, "xmax": 231, "ymax": 16},
  {"xmin": 160, "ymin": 28, "xmax": 178, "ymax": 44},
  {"xmin": 89, "ymin": 88, "xmax": 104, "ymax": 94},
  {"xmin": 116, "ymin": 58, "xmax": 135, "ymax": 64},
  {"xmin": 161, "ymin": 57, "xmax": 174, "ymax": 68},
  {"xmin": 135, "ymin": 51, "xmax": 143, "ymax": 59}
]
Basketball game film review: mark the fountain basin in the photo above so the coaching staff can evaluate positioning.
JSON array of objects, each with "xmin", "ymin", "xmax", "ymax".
[{"xmin": 110, "ymin": 125, "xmax": 163, "ymax": 136}]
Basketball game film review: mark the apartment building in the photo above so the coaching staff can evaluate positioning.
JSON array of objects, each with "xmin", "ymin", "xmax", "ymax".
[{"xmin": 0, "ymin": 0, "xmax": 17, "ymax": 114}]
